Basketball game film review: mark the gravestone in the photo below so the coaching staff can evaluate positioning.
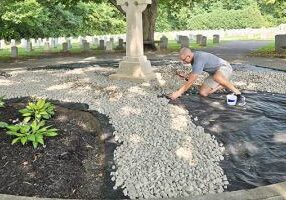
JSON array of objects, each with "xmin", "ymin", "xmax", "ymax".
[
  {"xmin": 117, "ymin": 38, "xmax": 124, "ymax": 50},
  {"xmin": 110, "ymin": 37, "xmax": 114, "ymax": 44},
  {"xmin": 11, "ymin": 46, "xmax": 18, "ymax": 58},
  {"xmin": 99, "ymin": 40, "xmax": 105, "ymax": 50},
  {"xmin": 200, "ymin": 36, "xmax": 207, "ymax": 46},
  {"xmin": 44, "ymin": 39, "xmax": 50, "ymax": 51},
  {"xmin": 55, "ymin": 38, "xmax": 59, "ymax": 47},
  {"xmin": 213, "ymin": 34, "xmax": 220, "ymax": 44},
  {"xmin": 110, "ymin": 0, "xmax": 156, "ymax": 82},
  {"xmin": 92, "ymin": 37, "xmax": 99, "ymax": 47},
  {"xmin": 30, "ymin": 38, "xmax": 36, "ymax": 47},
  {"xmin": 67, "ymin": 39, "xmax": 72, "ymax": 49},
  {"xmin": 0, "ymin": 39, "xmax": 5, "ymax": 49},
  {"xmin": 196, "ymin": 34, "xmax": 203, "ymax": 44},
  {"xmin": 160, "ymin": 36, "xmax": 168, "ymax": 49},
  {"xmin": 180, "ymin": 36, "xmax": 189, "ymax": 48},
  {"xmin": 106, "ymin": 41, "xmax": 113, "ymax": 51},
  {"xmin": 82, "ymin": 41, "xmax": 90, "ymax": 52},
  {"xmin": 26, "ymin": 41, "xmax": 32, "ymax": 52},
  {"xmin": 275, "ymin": 34, "xmax": 286, "ymax": 53},
  {"xmin": 10, "ymin": 39, "xmax": 16, "ymax": 47},
  {"xmin": 50, "ymin": 38, "xmax": 56, "ymax": 48},
  {"xmin": 62, "ymin": 42, "xmax": 68, "ymax": 52},
  {"xmin": 21, "ymin": 39, "xmax": 27, "ymax": 48}
]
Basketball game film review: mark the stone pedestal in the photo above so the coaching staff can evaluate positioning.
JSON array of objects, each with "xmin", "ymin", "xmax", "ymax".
[{"xmin": 110, "ymin": 0, "xmax": 156, "ymax": 82}]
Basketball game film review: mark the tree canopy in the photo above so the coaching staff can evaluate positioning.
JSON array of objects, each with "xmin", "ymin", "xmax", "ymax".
[{"xmin": 0, "ymin": 0, "xmax": 285, "ymax": 40}]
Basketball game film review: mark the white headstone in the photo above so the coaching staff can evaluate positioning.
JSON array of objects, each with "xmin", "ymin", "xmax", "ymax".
[
  {"xmin": 26, "ymin": 41, "xmax": 32, "ymax": 52},
  {"xmin": 11, "ymin": 46, "xmax": 18, "ymax": 57},
  {"xmin": 10, "ymin": 39, "xmax": 16, "ymax": 47},
  {"xmin": 106, "ymin": 41, "xmax": 113, "ymax": 51},
  {"xmin": 21, "ymin": 39, "xmax": 27, "ymax": 48}
]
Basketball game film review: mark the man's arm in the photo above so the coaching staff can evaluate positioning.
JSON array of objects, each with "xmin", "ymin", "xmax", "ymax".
[{"xmin": 168, "ymin": 73, "xmax": 199, "ymax": 100}]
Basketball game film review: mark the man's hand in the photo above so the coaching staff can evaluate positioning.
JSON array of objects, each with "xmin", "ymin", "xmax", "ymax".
[{"xmin": 167, "ymin": 91, "xmax": 182, "ymax": 100}]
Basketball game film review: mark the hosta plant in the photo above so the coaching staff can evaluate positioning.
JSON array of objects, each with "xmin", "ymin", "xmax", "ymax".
[
  {"xmin": 19, "ymin": 99, "xmax": 55, "ymax": 123},
  {"xmin": 6, "ymin": 120, "xmax": 58, "ymax": 148}
]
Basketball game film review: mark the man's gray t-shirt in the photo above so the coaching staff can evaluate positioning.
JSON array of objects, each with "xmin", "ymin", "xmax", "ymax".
[{"xmin": 191, "ymin": 51, "xmax": 229, "ymax": 74}]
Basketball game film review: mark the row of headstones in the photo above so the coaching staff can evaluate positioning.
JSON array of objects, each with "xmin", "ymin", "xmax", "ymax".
[
  {"xmin": 177, "ymin": 34, "xmax": 220, "ymax": 48},
  {"xmin": 9, "ymin": 38, "xmax": 126, "ymax": 58},
  {"xmin": 275, "ymin": 34, "xmax": 286, "ymax": 53},
  {"xmin": 8, "ymin": 34, "xmax": 221, "ymax": 57}
]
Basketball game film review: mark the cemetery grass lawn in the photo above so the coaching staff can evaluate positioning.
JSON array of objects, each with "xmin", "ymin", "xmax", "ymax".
[
  {"xmin": 0, "ymin": 97, "xmax": 114, "ymax": 199},
  {"xmin": 250, "ymin": 41, "xmax": 286, "ymax": 58},
  {"xmin": 0, "ymin": 43, "xmax": 114, "ymax": 61}
]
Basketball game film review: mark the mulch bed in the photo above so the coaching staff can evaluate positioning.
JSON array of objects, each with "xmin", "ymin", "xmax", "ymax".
[{"xmin": 0, "ymin": 97, "xmax": 124, "ymax": 199}]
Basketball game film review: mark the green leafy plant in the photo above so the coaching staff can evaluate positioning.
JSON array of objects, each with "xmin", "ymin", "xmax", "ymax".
[
  {"xmin": 0, "ymin": 96, "xmax": 5, "ymax": 108},
  {"xmin": 0, "ymin": 121, "xmax": 8, "ymax": 128},
  {"xmin": 19, "ymin": 99, "xmax": 55, "ymax": 123},
  {"xmin": 5, "ymin": 120, "xmax": 58, "ymax": 148}
]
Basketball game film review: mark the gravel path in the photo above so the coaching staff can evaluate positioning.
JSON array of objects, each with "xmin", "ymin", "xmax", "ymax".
[{"xmin": 0, "ymin": 63, "xmax": 285, "ymax": 199}]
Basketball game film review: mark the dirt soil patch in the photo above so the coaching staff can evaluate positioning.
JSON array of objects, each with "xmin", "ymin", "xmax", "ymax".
[{"xmin": 0, "ymin": 97, "xmax": 124, "ymax": 199}]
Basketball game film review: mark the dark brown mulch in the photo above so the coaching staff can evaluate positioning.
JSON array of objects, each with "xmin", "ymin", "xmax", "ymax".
[{"xmin": 0, "ymin": 97, "xmax": 124, "ymax": 199}]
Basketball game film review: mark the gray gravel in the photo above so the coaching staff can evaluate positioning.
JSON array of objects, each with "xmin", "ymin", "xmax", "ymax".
[{"xmin": 0, "ymin": 63, "xmax": 285, "ymax": 199}]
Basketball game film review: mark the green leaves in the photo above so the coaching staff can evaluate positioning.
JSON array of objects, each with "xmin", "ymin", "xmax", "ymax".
[
  {"xmin": 0, "ymin": 98, "xmax": 58, "ymax": 149},
  {"xmin": 6, "ymin": 121, "xmax": 58, "ymax": 148},
  {"xmin": 19, "ymin": 99, "xmax": 55, "ymax": 123}
]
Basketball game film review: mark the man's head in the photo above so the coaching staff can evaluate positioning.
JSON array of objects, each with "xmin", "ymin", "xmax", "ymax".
[{"xmin": 179, "ymin": 47, "xmax": 194, "ymax": 64}]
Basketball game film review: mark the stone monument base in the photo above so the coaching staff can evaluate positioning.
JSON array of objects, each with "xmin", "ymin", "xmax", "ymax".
[{"xmin": 110, "ymin": 56, "xmax": 156, "ymax": 82}]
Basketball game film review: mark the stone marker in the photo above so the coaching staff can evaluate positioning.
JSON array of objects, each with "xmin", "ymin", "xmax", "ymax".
[
  {"xmin": 26, "ymin": 41, "xmax": 32, "ymax": 52},
  {"xmin": 99, "ymin": 40, "xmax": 105, "ymax": 50},
  {"xmin": 44, "ymin": 39, "xmax": 50, "ymax": 51},
  {"xmin": 213, "ymin": 34, "xmax": 220, "ymax": 44},
  {"xmin": 62, "ymin": 42, "xmax": 68, "ymax": 52},
  {"xmin": 275, "ymin": 34, "xmax": 286, "ymax": 53},
  {"xmin": 200, "ymin": 36, "xmax": 207, "ymax": 46},
  {"xmin": 160, "ymin": 36, "xmax": 168, "ymax": 49},
  {"xmin": 196, "ymin": 34, "xmax": 203, "ymax": 44},
  {"xmin": 67, "ymin": 39, "xmax": 72, "ymax": 49},
  {"xmin": 106, "ymin": 41, "xmax": 113, "ymax": 51},
  {"xmin": 110, "ymin": 0, "xmax": 156, "ymax": 82},
  {"xmin": 11, "ymin": 46, "xmax": 18, "ymax": 58},
  {"xmin": 21, "ymin": 39, "xmax": 27, "ymax": 48},
  {"xmin": 50, "ymin": 38, "xmax": 56, "ymax": 48},
  {"xmin": 180, "ymin": 36, "xmax": 189, "ymax": 48},
  {"xmin": 10, "ymin": 39, "xmax": 16, "ymax": 47},
  {"xmin": 82, "ymin": 40, "xmax": 90, "ymax": 51},
  {"xmin": 92, "ymin": 37, "xmax": 99, "ymax": 47},
  {"xmin": 117, "ymin": 38, "xmax": 124, "ymax": 50}
]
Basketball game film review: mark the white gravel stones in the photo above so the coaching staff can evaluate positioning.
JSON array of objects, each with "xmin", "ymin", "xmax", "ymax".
[{"xmin": 0, "ymin": 63, "xmax": 285, "ymax": 199}]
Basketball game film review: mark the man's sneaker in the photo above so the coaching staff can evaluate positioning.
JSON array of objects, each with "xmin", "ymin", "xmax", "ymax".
[{"xmin": 235, "ymin": 94, "xmax": 246, "ymax": 106}]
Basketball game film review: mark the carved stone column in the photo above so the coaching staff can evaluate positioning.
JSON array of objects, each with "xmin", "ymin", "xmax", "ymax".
[{"xmin": 110, "ymin": 0, "xmax": 156, "ymax": 82}]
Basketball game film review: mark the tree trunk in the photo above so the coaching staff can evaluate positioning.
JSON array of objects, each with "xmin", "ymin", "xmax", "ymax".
[{"xmin": 142, "ymin": 0, "xmax": 158, "ymax": 51}]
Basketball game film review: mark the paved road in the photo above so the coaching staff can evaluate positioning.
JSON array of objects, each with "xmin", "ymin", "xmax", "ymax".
[{"xmin": 200, "ymin": 40, "xmax": 286, "ymax": 71}]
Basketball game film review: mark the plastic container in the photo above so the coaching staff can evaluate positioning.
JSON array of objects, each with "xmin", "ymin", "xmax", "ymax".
[{"xmin": 226, "ymin": 94, "xmax": 237, "ymax": 106}]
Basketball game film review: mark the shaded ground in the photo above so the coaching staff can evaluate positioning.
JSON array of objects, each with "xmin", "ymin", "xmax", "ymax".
[{"xmin": 0, "ymin": 97, "xmax": 124, "ymax": 199}]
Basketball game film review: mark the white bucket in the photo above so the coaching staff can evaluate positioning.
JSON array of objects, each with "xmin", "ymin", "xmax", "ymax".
[{"xmin": 226, "ymin": 94, "xmax": 237, "ymax": 106}]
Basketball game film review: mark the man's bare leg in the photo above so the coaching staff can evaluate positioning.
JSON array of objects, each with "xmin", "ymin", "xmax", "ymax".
[
  {"xmin": 213, "ymin": 71, "xmax": 241, "ymax": 94},
  {"xmin": 200, "ymin": 84, "xmax": 224, "ymax": 97}
]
